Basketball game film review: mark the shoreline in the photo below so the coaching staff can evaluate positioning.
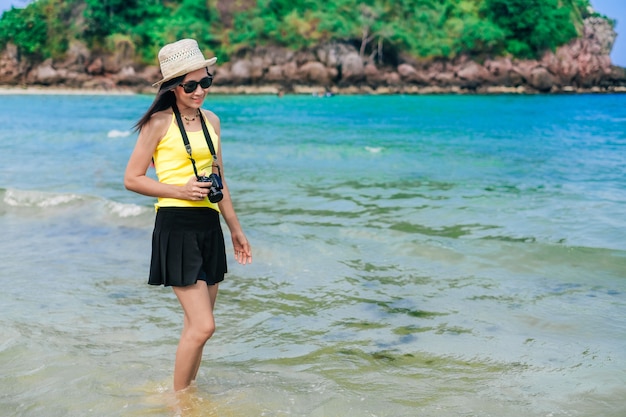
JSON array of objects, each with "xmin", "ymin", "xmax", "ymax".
[
  {"xmin": 0, "ymin": 85, "xmax": 137, "ymax": 95},
  {"xmin": 1, "ymin": 84, "xmax": 625, "ymax": 96}
]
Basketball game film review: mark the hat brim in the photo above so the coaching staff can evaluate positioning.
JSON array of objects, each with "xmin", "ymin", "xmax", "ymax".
[{"xmin": 152, "ymin": 57, "xmax": 218, "ymax": 87}]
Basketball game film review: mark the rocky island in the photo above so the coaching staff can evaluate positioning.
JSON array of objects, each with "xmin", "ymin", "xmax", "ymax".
[{"xmin": 0, "ymin": 1, "xmax": 624, "ymax": 95}]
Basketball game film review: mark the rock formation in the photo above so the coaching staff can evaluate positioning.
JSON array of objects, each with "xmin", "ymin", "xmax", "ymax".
[{"xmin": 0, "ymin": 16, "xmax": 624, "ymax": 94}]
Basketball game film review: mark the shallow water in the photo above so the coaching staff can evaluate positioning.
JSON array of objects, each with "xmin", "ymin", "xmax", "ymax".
[{"xmin": 0, "ymin": 93, "xmax": 625, "ymax": 416}]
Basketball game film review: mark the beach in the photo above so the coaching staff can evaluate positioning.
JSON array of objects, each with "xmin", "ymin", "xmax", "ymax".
[
  {"xmin": 0, "ymin": 92, "xmax": 625, "ymax": 416},
  {"xmin": 2, "ymin": 83, "xmax": 626, "ymax": 97},
  {"xmin": 0, "ymin": 86, "xmax": 137, "ymax": 95}
]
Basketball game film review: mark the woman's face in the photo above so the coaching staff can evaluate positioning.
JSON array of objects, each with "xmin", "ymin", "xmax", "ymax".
[{"xmin": 173, "ymin": 67, "xmax": 211, "ymax": 110}]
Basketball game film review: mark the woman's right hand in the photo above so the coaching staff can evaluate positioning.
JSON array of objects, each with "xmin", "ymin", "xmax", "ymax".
[{"xmin": 183, "ymin": 175, "xmax": 210, "ymax": 201}]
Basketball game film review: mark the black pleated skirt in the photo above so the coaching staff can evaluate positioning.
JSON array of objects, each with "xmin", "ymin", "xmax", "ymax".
[{"xmin": 148, "ymin": 207, "xmax": 227, "ymax": 287}]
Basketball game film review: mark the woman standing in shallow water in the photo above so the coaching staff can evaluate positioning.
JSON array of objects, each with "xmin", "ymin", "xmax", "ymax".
[{"xmin": 124, "ymin": 39, "xmax": 252, "ymax": 392}]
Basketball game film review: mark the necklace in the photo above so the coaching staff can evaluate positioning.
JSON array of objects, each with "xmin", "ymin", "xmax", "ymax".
[{"xmin": 181, "ymin": 109, "xmax": 199, "ymax": 125}]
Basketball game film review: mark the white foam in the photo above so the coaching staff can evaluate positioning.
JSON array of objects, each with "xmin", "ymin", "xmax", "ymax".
[
  {"xmin": 106, "ymin": 201, "xmax": 148, "ymax": 218},
  {"xmin": 39, "ymin": 194, "xmax": 83, "ymax": 207},
  {"xmin": 107, "ymin": 129, "xmax": 131, "ymax": 138},
  {"xmin": 365, "ymin": 146, "xmax": 383, "ymax": 154},
  {"xmin": 3, "ymin": 189, "xmax": 82, "ymax": 207}
]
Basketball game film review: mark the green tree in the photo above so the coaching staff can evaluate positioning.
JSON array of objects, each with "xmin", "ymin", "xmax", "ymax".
[
  {"xmin": 0, "ymin": 6, "xmax": 47, "ymax": 58},
  {"xmin": 0, "ymin": 0, "xmax": 74, "ymax": 59},
  {"xmin": 481, "ymin": 0, "xmax": 580, "ymax": 58},
  {"xmin": 132, "ymin": 0, "xmax": 219, "ymax": 63},
  {"xmin": 0, "ymin": 0, "xmax": 598, "ymax": 66}
]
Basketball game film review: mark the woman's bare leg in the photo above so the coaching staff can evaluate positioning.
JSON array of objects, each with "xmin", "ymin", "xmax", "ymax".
[
  {"xmin": 187, "ymin": 284, "xmax": 219, "ymax": 383},
  {"xmin": 172, "ymin": 282, "xmax": 219, "ymax": 391}
]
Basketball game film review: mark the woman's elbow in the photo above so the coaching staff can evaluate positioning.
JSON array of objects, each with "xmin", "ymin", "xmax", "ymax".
[{"xmin": 124, "ymin": 175, "xmax": 137, "ymax": 192}]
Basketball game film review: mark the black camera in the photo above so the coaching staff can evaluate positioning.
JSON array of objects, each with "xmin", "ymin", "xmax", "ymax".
[{"xmin": 198, "ymin": 173, "xmax": 223, "ymax": 203}]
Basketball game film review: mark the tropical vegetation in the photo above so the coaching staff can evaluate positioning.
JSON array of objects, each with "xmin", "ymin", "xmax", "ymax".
[{"xmin": 0, "ymin": 0, "xmax": 609, "ymax": 66}]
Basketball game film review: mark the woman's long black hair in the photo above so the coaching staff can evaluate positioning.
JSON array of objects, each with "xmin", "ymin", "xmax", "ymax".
[{"xmin": 133, "ymin": 74, "xmax": 186, "ymax": 132}]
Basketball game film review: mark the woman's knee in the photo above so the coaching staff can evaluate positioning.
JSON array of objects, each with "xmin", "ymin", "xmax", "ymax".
[
  {"xmin": 185, "ymin": 320, "xmax": 215, "ymax": 344},
  {"xmin": 201, "ymin": 321, "xmax": 216, "ymax": 341}
]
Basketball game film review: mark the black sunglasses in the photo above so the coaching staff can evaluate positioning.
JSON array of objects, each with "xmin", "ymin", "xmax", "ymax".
[{"xmin": 179, "ymin": 76, "xmax": 213, "ymax": 93}]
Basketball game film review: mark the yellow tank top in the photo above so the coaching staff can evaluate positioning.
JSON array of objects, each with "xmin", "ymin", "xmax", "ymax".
[{"xmin": 153, "ymin": 112, "xmax": 220, "ymax": 211}]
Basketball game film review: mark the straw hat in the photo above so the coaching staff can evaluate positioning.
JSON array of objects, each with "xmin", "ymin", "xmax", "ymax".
[{"xmin": 153, "ymin": 39, "xmax": 217, "ymax": 87}]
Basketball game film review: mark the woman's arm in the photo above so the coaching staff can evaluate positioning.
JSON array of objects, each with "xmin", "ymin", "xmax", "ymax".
[
  {"xmin": 124, "ymin": 111, "xmax": 204, "ymax": 201},
  {"xmin": 206, "ymin": 110, "xmax": 253, "ymax": 265}
]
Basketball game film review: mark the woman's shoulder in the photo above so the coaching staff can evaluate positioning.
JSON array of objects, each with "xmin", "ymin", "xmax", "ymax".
[
  {"xmin": 200, "ymin": 108, "xmax": 221, "ymax": 133},
  {"xmin": 150, "ymin": 108, "xmax": 174, "ymax": 127},
  {"xmin": 138, "ymin": 109, "xmax": 173, "ymax": 144}
]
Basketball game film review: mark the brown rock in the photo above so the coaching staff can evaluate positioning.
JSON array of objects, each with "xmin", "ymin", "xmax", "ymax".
[
  {"xmin": 327, "ymin": 67, "xmax": 338, "ymax": 81},
  {"xmin": 109, "ymin": 38, "xmax": 136, "ymax": 72},
  {"xmin": 528, "ymin": 67, "xmax": 556, "ymax": 92},
  {"xmin": 397, "ymin": 63, "xmax": 417, "ymax": 79},
  {"xmin": 82, "ymin": 76, "xmax": 116, "ymax": 90},
  {"xmin": 316, "ymin": 43, "xmax": 357, "ymax": 68},
  {"xmin": 397, "ymin": 63, "xmax": 428, "ymax": 84},
  {"xmin": 456, "ymin": 62, "xmax": 482, "ymax": 80},
  {"xmin": 0, "ymin": 43, "xmax": 21, "ymax": 83},
  {"xmin": 103, "ymin": 55, "xmax": 121, "ymax": 74},
  {"xmin": 115, "ymin": 66, "xmax": 149, "ymax": 87},
  {"xmin": 512, "ymin": 60, "xmax": 535, "ymax": 82},
  {"xmin": 433, "ymin": 71, "xmax": 456, "ymax": 86},
  {"xmin": 249, "ymin": 56, "xmax": 265, "ymax": 81},
  {"xmin": 29, "ymin": 59, "xmax": 61, "ymax": 85},
  {"xmin": 364, "ymin": 63, "xmax": 379, "ymax": 77},
  {"xmin": 298, "ymin": 61, "xmax": 330, "ymax": 84},
  {"xmin": 137, "ymin": 65, "xmax": 162, "ymax": 85},
  {"xmin": 58, "ymin": 40, "xmax": 91, "ymax": 72},
  {"xmin": 262, "ymin": 46, "xmax": 294, "ymax": 66},
  {"xmin": 230, "ymin": 60, "xmax": 251, "ymax": 83},
  {"xmin": 340, "ymin": 52, "xmax": 364, "ymax": 82},
  {"xmin": 86, "ymin": 57, "xmax": 104, "ymax": 75},
  {"xmin": 385, "ymin": 72, "xmax": 402, "ymax": 86},
  {"xmin": 456, "ymin": 62, "xmax": 491, "ymax": 88},
  {"xmin": 364, "ymin": 63, "xmax": 385, "ymax": 85},
  {"xmin": 584, "ymin": 16, "xmax": 616, "ymax": 55},
  {"xmin": 265, "ymin": 65, "xmax": 284, "ymax": 82},
  {"xmin": 294, "ymin": 51, "xmax": 317, "ymax": 66},
  {"xmin": 608, "ymin": 65, "xmax": 626, "ymax": 84},
  {"xmin": 485, "ymin": 57, "xmax": 512, "ymax": 74},
  {"xmin": 282, "ymin": 62, "xmax": 299, "ymax": 81},
  {"xmin": 61, "ymin": 72, "xmax": 91, "ymax": 88},
  {"xmin": 213, "ymin": 65, "xmax": 233, "ymax": 85},
  {"xmin": 507, "ymin": 70, "xmax": 525, "ymax": 86},
  {"xmin": 545, "ymin": 16, "xmax": 617, "ymax": 88}
]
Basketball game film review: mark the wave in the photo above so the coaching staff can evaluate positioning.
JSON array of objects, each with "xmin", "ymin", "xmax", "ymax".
[
  {"xmin": 3, "ymin": 188, "xmax": 85, "ymax": 208},
  {"xmin": 0, "ymin": 187, "xmax": 153, "ymax": 227},
  {"xmin": 365, "ymin": 146, "xmax": 384, "ymax": 154},
  {"xmin": 107, "ymin": 129, "xmax": 132, "ymax": 138},
  {"xmin": 103, "ymin": 200, "xmax": 148, "ymax": 218}
]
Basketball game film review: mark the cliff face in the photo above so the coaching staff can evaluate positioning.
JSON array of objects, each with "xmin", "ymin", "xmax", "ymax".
[{"xmin": 1, "ymin": 16, "xmax": 624, "ymax": 93}]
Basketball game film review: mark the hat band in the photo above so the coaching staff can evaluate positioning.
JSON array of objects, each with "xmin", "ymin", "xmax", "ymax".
[{"xmin": 161, "ymin": 48, "xmax": 204, "ymax": 66}]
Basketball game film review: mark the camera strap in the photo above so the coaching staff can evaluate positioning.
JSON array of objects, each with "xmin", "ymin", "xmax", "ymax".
[{"xmin": 172, "ymin": 103, "xmax": 221, "ymax": 178}]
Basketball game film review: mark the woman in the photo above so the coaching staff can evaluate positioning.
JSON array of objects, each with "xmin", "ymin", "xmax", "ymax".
[{"xmin": 124, "ymin": 38, "xmax": 252, "ymax": 392}]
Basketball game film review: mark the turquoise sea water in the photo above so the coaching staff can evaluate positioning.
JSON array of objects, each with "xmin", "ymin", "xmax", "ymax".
[{"xmin": 0, "ymin": 92, "xmax": 625, "ymax": 417}]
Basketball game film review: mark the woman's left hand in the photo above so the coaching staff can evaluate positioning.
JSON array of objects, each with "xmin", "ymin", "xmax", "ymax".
[{"xmin": 232, "ymin": 232, "xmax": 252, "ymax": 265}]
